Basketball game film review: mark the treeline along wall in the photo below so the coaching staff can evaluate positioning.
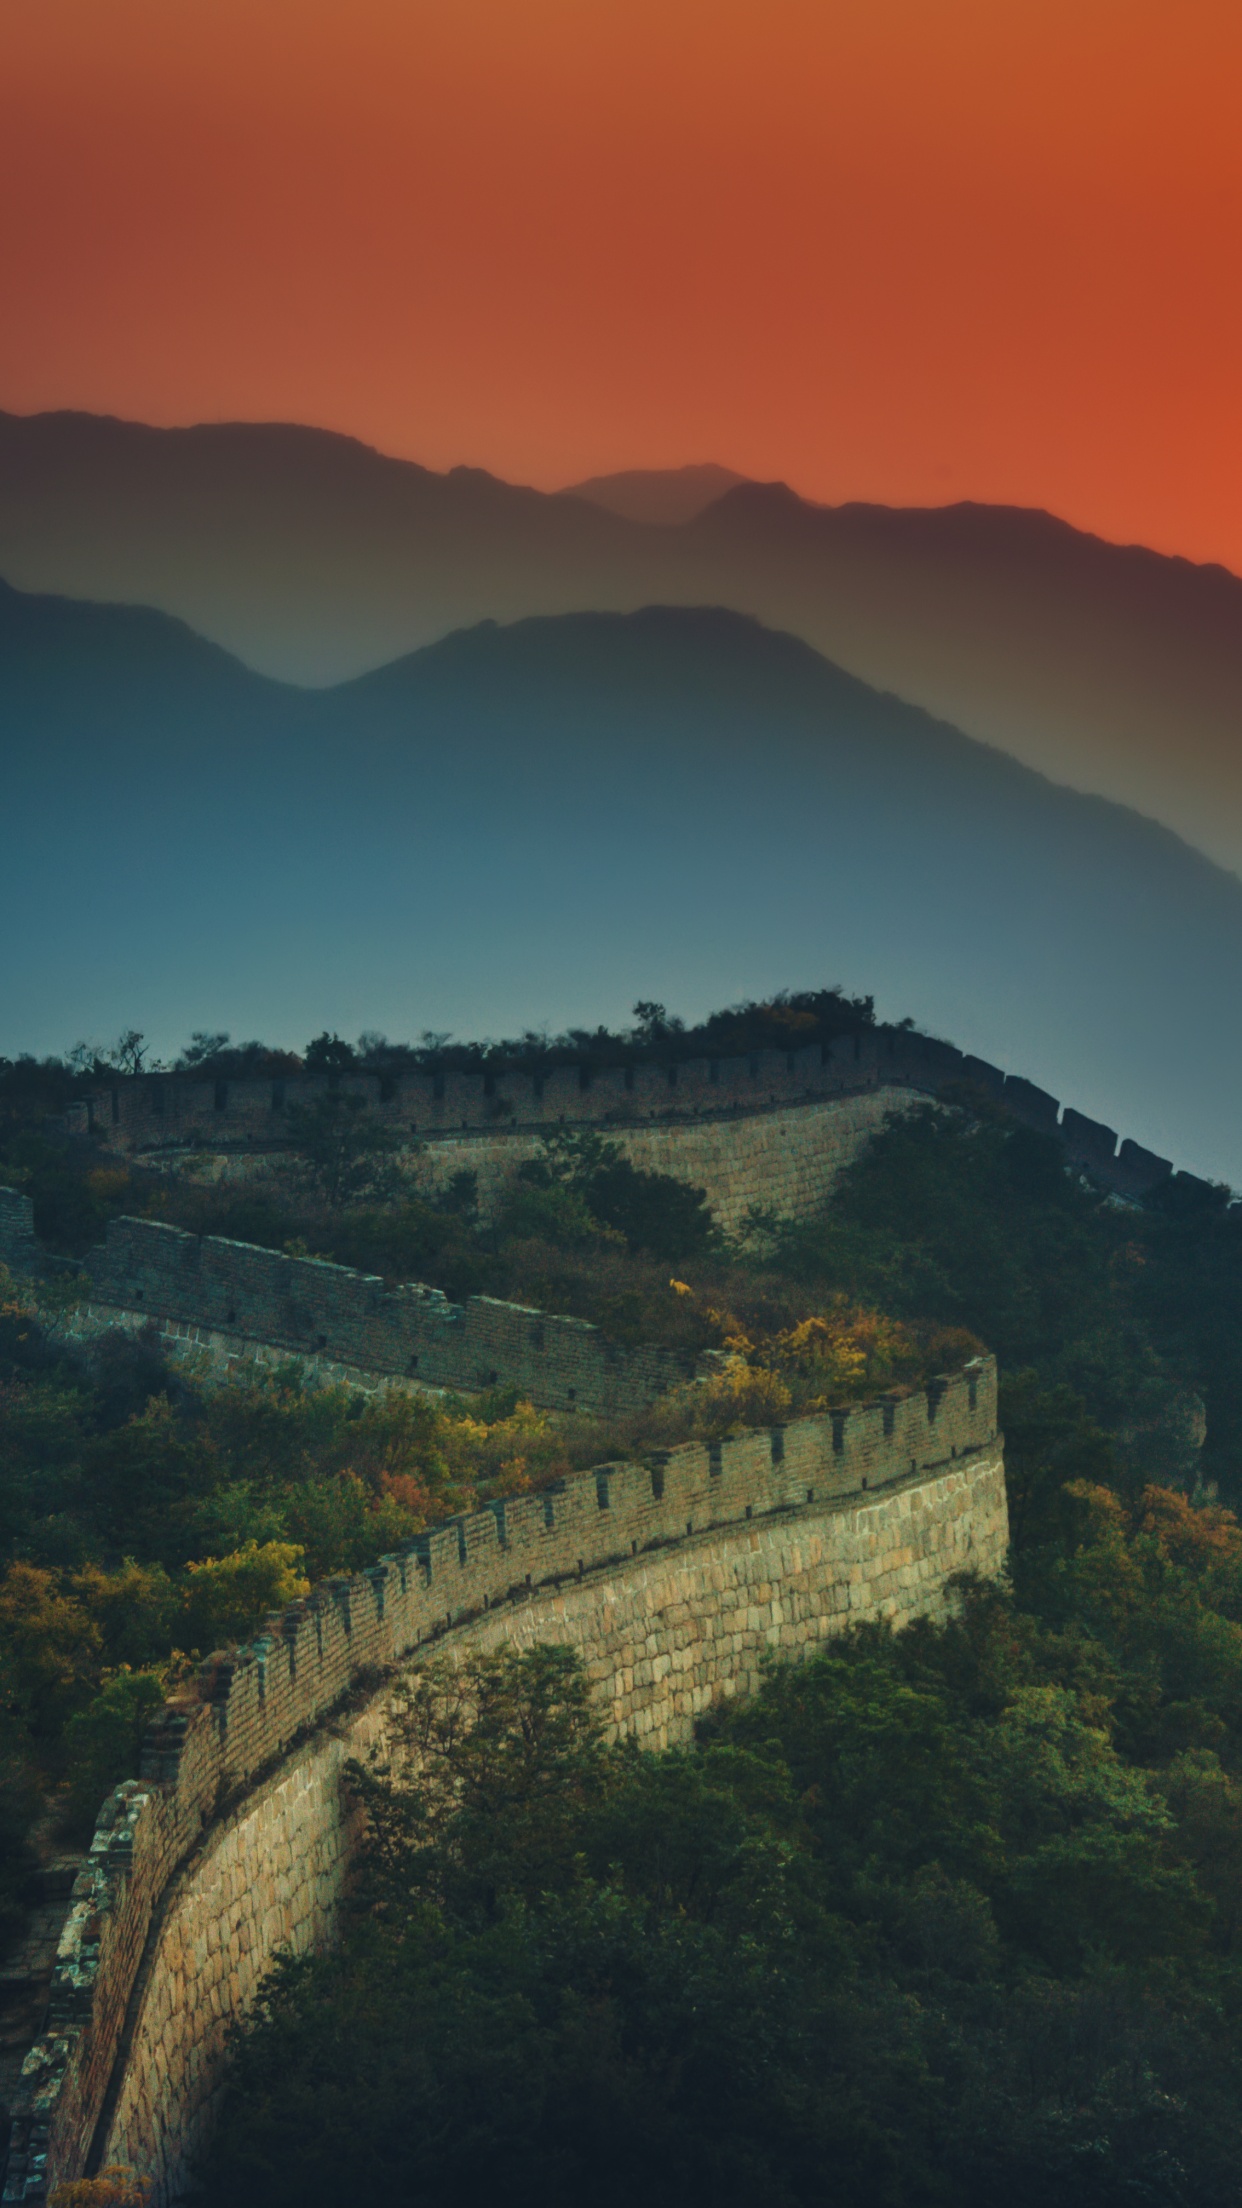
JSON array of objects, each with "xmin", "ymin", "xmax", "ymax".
[
  {"xmin": 5, "ymin": 1360, "xmax": 1006, "ymax": 2206},
  {"xmin": 62, "ymin": 1026, "xmax": 1188, "ymax": 1203}
]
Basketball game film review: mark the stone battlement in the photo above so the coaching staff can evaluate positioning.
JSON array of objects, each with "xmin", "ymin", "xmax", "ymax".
[
  {"xmin": 4, "ymin": 1359, "xmax": 1004, "ymax": 2205},
  {"xmin": 61, "ymin": 1025, "xmax": 1192, "ymax": 1202},
  {"xmin": 1, "ymin": 1197, "xmax": 708, "ymax": 1418}
]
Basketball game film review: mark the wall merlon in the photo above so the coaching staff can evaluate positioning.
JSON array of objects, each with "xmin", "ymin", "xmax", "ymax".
[
  {"xmin": 0, "ymin": 1185, "xmax": 37, "ymax": 1271},
  {"xmin": 1116, "ymin": 1138, "xmax": 1174, "ymax": 1194},
  {"xmin": 960, "ymin": 1057, "xmax": 1008, "ymax": 1103},
  {"xmin": 1000, "ymin": 1075, "xmax": 1061, "ymax": 1134},
  {"xmin": 1060, "ymin": 1108, "xmax": 1119, "ymax": 1172},
  {"xmin": 1173, "ymin": 1168, "xmax": 1219, "ymax": 1201}
]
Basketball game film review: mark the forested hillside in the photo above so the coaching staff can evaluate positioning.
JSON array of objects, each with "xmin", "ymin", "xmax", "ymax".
[
  {"xmin": 6, "ymin": 1038, "xmax": 1242, "ymax": 2197},
  {"xmin": 195, "ymin": 1109, "xmax": 1242, "ymax": 2207}
]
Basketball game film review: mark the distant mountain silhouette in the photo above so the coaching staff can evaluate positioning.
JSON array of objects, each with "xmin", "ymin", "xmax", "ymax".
[
  {"xmin": 0, "ymin": 565, "xmax": 285, "ymax": 729},
  {"xmin": 3, "ymin": 580, "xmax": 1240, "ymax": 1185},
  {"xmin": 566, "ymin": 463, "xmax": 748, "ymax": 525},
  {"xmin": 3, "ymin": 409, "xmax": 1241, "ymax": 875}
]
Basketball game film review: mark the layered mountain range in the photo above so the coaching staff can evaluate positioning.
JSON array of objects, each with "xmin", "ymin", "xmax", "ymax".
[
  {"xmin": 3, "ymin": 409, "xmax": 1242, "ymax": 876},
  {"xmin": 3, "ymin": 576, "xmax": 1241, "ymax": 1185}
]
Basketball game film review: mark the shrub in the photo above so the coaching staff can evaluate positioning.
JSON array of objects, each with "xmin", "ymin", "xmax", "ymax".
[
  {"xmin": 584, "ymin": 1156, "xmax": 714, "ymax": 1264},
  {"xmin": 180, "ymin": 1540, "xmax": 310, "ymax": 1651},
  {"xmin": 49, "ymin": 2170, "xmax": 149, "ymax": 2208},
  {"xmin": 61, "ymin": 1668, "xmax": 168, "ymax": 1837}
]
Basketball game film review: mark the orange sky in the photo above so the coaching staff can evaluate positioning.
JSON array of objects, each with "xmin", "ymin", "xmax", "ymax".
[{"xmin": 2, "ymin": 0, "xmax": 1241, "ymax": 568}]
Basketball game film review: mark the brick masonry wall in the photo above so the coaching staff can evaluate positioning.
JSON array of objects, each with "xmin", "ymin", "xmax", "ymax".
[
  {"xmin": 43, "ymin": 1089, "xmax": 911, "ymax": 1405},
  {"xmin": 75, "ymin": 1216, "xmax": 700, "ymax": 1419},
  {"xmin": 8, "ymin": 1361, "xmax": 1005, "ymax": 2206},
  {"xmin": 56, "ymin": 1301, "xmax": 450, "ymax": 1405},
  {"xmin": 407, "ymin": 1086, "xmax": 912, "ymax": 1235},
  {"xmin": 5, "ymin": 1026, "xmax": 1202, "ymax": 1451},
  {"xmin": 62, "ymin": 1034, "xmax": 890, "ymax": 1155},
  {"xmin": 63, "ymin": 1024, "xmax": 1189, "ymax": 1202}
]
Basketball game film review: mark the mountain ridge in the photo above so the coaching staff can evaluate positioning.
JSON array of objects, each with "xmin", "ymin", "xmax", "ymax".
[
  {"xmin": 4, "ymin": 407, "xmax": 1241, "ymax": 874},
  {"xmin": 566, "ymin": 462, "xmax": 749, "ymax": 525}
]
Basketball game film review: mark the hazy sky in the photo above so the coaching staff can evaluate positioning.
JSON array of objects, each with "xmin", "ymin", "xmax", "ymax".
[{"xmin": 3, "ymin": 0, "xmax": 1241, "ymax": 570}]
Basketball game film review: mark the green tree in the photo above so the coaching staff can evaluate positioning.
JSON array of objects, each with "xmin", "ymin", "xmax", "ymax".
[
  {"xmin": 0, "ymin": 1560, "xmax": 101, "ymax": 1738},
  {"xmin": 179, "ymin": 1539, "xmax": 309, "ymax": 1652},
  {"xmin": 61, "ymin": 1667, "xmax": 169, "ymax": 1836},
  {"xmin": 202, "ymin": 1642, "xmax": 1242, "ymax": 2208},
  {"xmin": 284, "ymin": 1092, "xmax": 400, "ymax": 1208},
  {"xmin": 521, "ymin": 1132, "xmax": 714, "ymax": 1264},
  {"xmin": 302, "ymin": 1032, "xmax": 357, "ymax": 1075}
]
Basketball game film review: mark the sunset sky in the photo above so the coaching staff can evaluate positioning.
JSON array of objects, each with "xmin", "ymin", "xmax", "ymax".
[{"xmin": 2, "ymin": 0, "xmax": 1241, "ymax": 571}]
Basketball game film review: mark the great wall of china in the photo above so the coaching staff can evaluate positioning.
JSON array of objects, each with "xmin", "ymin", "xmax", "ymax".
[
  {"xmin": 2, "ymin": 1352, "xmax": 1005, "ymax": 2205},
  {"xmin": 2, "ymin": 1028, "xmax": 1198, "ymax": 2204},
  {"xmin": 62, "ymin": 1021, "xmax": 1196, "ymax": 1208}
]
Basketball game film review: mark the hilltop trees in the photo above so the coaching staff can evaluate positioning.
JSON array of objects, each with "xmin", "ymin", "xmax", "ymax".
[{"xmin": 201, "ymin": 1631, "xmax": 1242, "ymax": 2208}]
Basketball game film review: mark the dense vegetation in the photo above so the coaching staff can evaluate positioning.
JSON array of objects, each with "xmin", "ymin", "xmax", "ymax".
[
  {"xmin": 4, "ymin": 1045, "xmax": 1242, "ymax": 1878},
  {"xmin": 0, "ymin": 1299, "xmax": 589, "ymax": 1927},
  {"xmin": 0, "ymin": 998, "xmax": 831, "ymax": 1358},
  {"xmin": 1, "ymin": 985, "xmax": 873, "ymax": 1093},
  {"xmin": 204, "ymin": 1599, "xmax": 1242, "ymax": 2208},
  {"xmin": 0, "ymin": 1234, "xmax": 965, "ymax": 1942},
  {"xmin": 199, "ymin": 1105, "xmax": 1242, "ymax": 2203},
  {"xmin": 8, "ymin": 997, "xmax": 1242, "ymax": 2199},
  {"xmin": 0, "ymin": 1100, "xmax": 962, "ymax": 1959}
]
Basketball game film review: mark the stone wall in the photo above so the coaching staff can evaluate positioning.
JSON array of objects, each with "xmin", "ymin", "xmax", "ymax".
[
  {"xmin": 7, "ymin": 1187, "xmax": 701, "ymax": 1420},
  {"xmin": 102, "ymin": 1461, "xmax": 1007, "ymax": 2205},
  {"xmin": 57, "ymin": 1300, "xmax": 448, "ymax": 1406},
  {"xmin": 62, "ymin": 1023, "xmax": 1190, "ymax": 1202},
  {"xmin": 406, "ymin": 1087, "xmax": 912, "ymax": 1235},
  {"xmin": 0, "ymin": 1104, "xmax": 917, "ymax": 1416},
  {"xmin": 1, "ymin": 1025, "xmax": 1202, "ymax": 1431},
  {"xmin": 60, "ymin": 1032, "xmax": 891, "ymax": 1155},
  {"xmin": 95, "ymin": 1729, "xmax": 382, "ymax": 2208},
  {"xmin": 7, "ymin": 1360, "xmax": 1005, "ymax": 2206}
]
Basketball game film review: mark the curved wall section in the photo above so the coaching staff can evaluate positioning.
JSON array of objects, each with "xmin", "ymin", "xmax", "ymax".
[
  {"xmin": 101, "ymin": 1454, "xmax": 1007, "ymax": 2205},
  {"xmin": 8, "ymin": 1362, "xmax": 1005, "ymax": 2206},
  {"xmin": 60, "ymin": 1023, "xmax": 1183, "ymax": 1201}
]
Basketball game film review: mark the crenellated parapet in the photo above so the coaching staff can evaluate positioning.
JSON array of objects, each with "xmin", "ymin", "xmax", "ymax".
[
  {"xmin": 4, "ymin": 1358, "xmax": 1004, "ymax": 2205},
  {"xmin": 166, "ymin": 1355, "xmax": 996, "ymax": 1805},
  {"xmin": 76, "ymin": 1211, "xmax": 704, "ymax": 1417},
  {"xmin": 56, "ymin": 1023, "xmax": 1198, "ymax": 1201}
]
